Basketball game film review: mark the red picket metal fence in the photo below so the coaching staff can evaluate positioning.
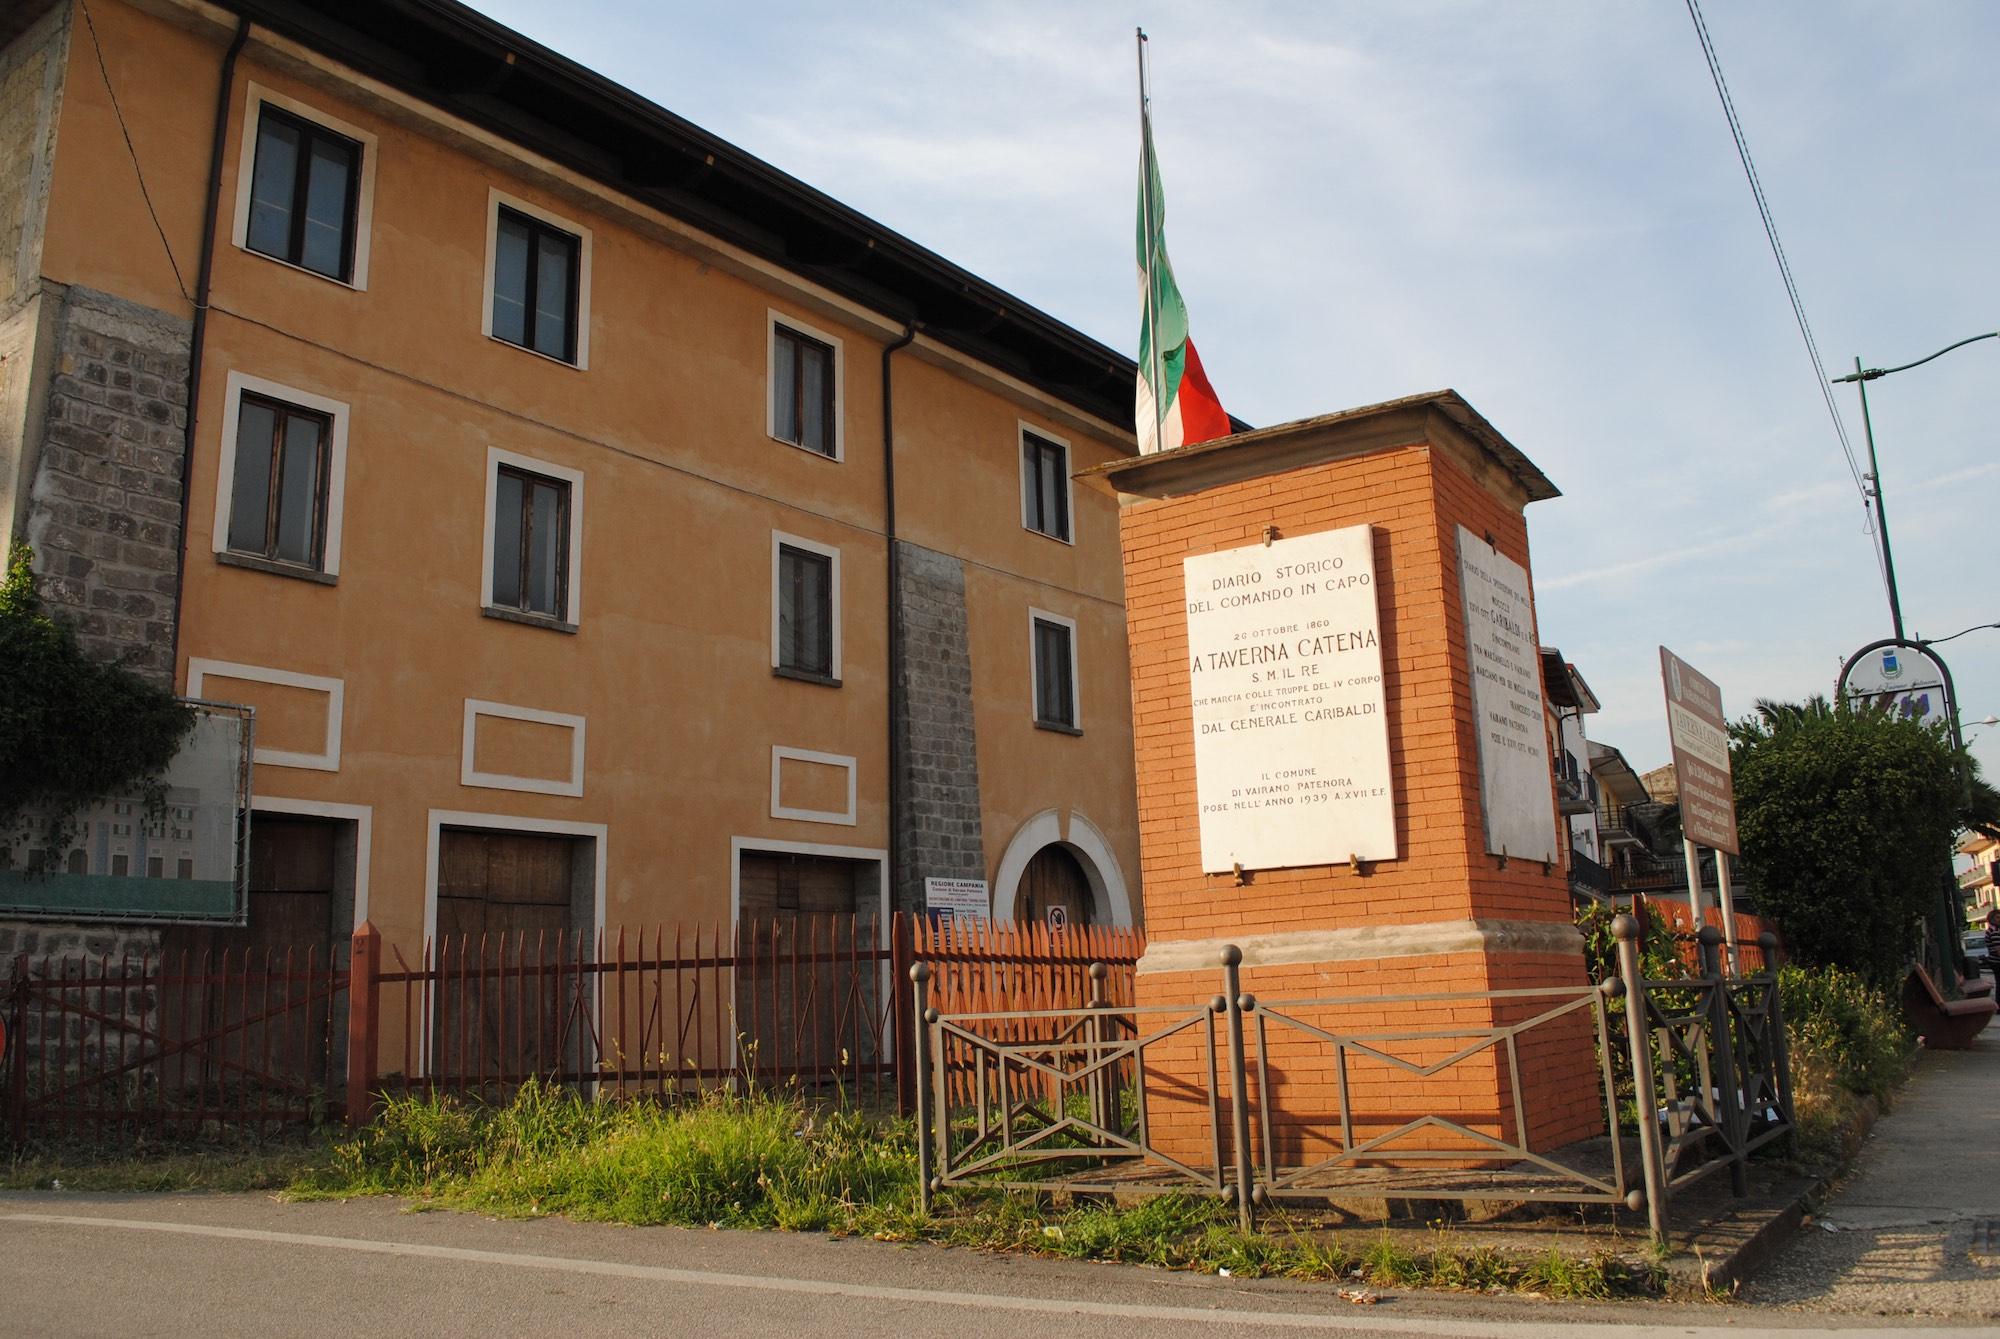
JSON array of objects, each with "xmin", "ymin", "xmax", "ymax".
[
  {"xmin": 0, "ymin": 912, "xmax": 1146, "ymax": 1143},
  {"xmin": 357, "ymin": 915, "xmax": 897, "ymax": 1112},
  {"xmin": 2, "ymin": 946, "xmax": 347, "ymax": 1143},
  {"xmin": 910, "ymin": 917, "xmax": 1144, "ymax": 1110},
  {"xmin": 1634, "ymin": 894, "xmax": 1784, "ymax": 974}
]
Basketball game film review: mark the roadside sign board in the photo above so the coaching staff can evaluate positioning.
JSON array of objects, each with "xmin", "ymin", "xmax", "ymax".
[
  {"xmin": 1838, "ymin": 639, "xmax": 1957, "ymax": 739},
  {"xmin": 1659, "ymin": 647, "xmax": 1739, "ymax": 855},
  {"xmin": 923, "ymin": 877, "xmax": 989, "ymax": 925},
  {"xmin": 0, "ymin": 700, "xmax": 252, "ymax": 922}
]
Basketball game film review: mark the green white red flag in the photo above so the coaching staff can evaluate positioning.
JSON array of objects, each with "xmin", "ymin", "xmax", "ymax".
[{"xmin": 1135, "ymin": 101, "xmax": 1229, "ymax": 455}]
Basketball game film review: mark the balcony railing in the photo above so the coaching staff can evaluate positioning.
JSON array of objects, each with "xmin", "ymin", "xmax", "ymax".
[
  {"xmin": 1596, "ymin": 805, "xmax": 1658, "ymax": 848},
  {"xmin": 1569, "ymin": 849, "xmax": 1610, "ymax": 894}
]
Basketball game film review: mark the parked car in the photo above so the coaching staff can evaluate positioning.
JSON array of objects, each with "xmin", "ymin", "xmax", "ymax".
[{"xmin": 1965, "ymin": 928, "xmax": 1994, "ymax": 971}]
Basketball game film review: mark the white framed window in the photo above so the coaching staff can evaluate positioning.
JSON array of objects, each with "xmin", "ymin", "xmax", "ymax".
[
  {"xmin": 766, "ymin": 311, "xmax": 844, "ymax": 460},
  {"xmin": 1029, "ymin": 607, "xmax": 1080, "ymax": 733},
  {"xmin": 230, "ymin": 82, "xmax": 378, "ymax": 289},
  {"xmin": 482, "ymin": 188, "xmax": 592, "ymax": 368},
  {"xmin": 1019, "ymin": 422, "xmax": 1073, "ymax": 544},
  {"xmin": 771, "ymin": 531, "xmax": 842, "ymax": 683},
  {"xmin": 480, "ymin": 447, "xmax": 585, "ymax": 628},
  {"xmin": 211, "ymin": 371, "xmax": 350, "ymax": 580}
]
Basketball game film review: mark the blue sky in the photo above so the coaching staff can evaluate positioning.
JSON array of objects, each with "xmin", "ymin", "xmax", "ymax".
[{"xmin": 472, "ymin": 0, "xmax": 2000, "ymax": 778}]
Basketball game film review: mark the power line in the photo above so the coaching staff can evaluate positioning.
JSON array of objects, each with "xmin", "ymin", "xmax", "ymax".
[
  {"xmin": 78, "ymin": 0, "xmax": 190, "ymax": 302},
  {"xmin": 1682, "ymin": 0, "xmax": 1867, "ymax": 507}
]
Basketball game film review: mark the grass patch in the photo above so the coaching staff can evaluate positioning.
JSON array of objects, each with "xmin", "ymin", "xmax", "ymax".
[
  {"xmin": 3, "ymin": 1135, "xmax": 334, "ymax": 1192},
  {"xmin": 289, "ymin": 1080, "xmax": 914, "ymax": 1233},
  {"xmin": 282, "ymin": 1083, "xmax": 1662, "ymax": 1299}
]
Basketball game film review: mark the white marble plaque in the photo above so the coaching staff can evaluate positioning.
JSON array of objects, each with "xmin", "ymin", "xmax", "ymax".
[
  {"xmin": 1457, "ymin": 526, "xmax": 1557, "ymax": 864},
  {"xmin": 1184, "ymin": 526, "xmax": 1396, "ymax": 873}
]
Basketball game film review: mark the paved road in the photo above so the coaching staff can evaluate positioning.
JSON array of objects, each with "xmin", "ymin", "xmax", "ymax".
[
  {"xmin": 2, "ymin": 1191, "xmax": 1992, "ymax": 1339},
  {"xmin": 1742, "ymin": 1028, "xmax": 2000, "ymax": 1320}
]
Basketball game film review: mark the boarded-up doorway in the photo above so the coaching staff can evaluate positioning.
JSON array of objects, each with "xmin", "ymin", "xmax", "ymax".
[
  {"xmin": 433, "ymin": 828, "xmax": 596, "ymax": 1085},
  {"xmin": 736, "ymin": 851, "xmax": 882, "ymax": 1081},
  {"xmin": 1017, "ymin": 844, "xmax": 1095, "ymax": 931},
  {"xmin": 160, "ymin": 814, "xmax": 355, "ymax": 1095}
]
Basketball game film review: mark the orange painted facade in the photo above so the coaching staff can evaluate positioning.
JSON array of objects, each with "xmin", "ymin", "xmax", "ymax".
[{"xmin": 1, "ymin": 0, "xmax": 1141, "ymax": 963}]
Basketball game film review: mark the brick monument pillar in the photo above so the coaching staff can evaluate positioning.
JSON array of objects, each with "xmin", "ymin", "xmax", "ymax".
[{"xmin": 1090, "ymin": 390, "xmax": 1601, "ymax": 1171}]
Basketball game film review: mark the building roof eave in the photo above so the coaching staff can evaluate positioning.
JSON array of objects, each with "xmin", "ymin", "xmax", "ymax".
[{"xmin": 214, "ymin": 0, "xmax": 1142, "ymax": 437}]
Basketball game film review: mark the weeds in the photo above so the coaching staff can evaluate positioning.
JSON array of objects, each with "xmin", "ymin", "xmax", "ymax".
[{"xmin": 3, "ymin": 1135, "xmax": 333, "ymax": 1192}]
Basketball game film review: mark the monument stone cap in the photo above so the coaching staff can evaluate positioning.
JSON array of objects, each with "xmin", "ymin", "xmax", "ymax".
[{"xmin": 1083, "ymin": 388, "xmax": 1559, "ymax": 508}]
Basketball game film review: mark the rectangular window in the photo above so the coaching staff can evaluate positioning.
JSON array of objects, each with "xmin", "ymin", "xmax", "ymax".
[
  {"xmin": 245, "ymin": 104, "xmax": 360, "ymax": 282},
  {"xmin": 771, "ymin": 322, "xmax": 836, "ymax": 457},
  {"xmin": 147, "ymin": 855, "xmax": 165, "ymax": 879},
  {"xmin": 1032, "ymin": 613, "xmax": 1078, "ymax": 731},
  {"xmin": 1021, "ymin": 429, "xmax": 1072, "ymax": 541},
  {"xmin": 777, "ymin": 543, "xmax": 835, "ymax": 679},
  {"xmin": 491, "ymin": 207, "xmax": 581, "ymax": 363},
  {"xmin": 490, "ymin": 465, "xmax": 571, "ymax": 620},
  {"xmin": 226, "ymin": 391, "xmax": 331, "ymax": 570},
  {"xmin": 112, "ymin": 853, "xmax": 129, "ymax": 877}
]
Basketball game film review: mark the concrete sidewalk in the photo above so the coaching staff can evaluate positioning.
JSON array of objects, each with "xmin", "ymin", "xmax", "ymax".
[{"xmin": 1741, "ymin": 1028, "xmax": 2000, "ymax": 1319}]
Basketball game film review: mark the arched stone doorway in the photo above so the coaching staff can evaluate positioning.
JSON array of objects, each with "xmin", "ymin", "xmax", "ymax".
[
  {"xmin": 991, "ymin": 809, "xmax": 1135, "ymax": 928},
  {"xmin": 1017, "ymin": 843, "xmax": 1095, "ymax": 929}
]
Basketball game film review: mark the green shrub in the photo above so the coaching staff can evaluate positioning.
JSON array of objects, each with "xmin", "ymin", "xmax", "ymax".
[
  {"xmin": 1576, "ymin": 900, "xmax": 1686, "ymax": 985},
  {"xmin": 1777, "ymin": 962, "xmax": 1913, "ymax": 1160},
  {"xmin": 0, "ymin": 546, "xmax": 194, "ymax": 856}
]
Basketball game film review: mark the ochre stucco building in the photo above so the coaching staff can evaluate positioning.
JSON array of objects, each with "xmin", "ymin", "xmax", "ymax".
[{"xmin": 0, "ymin": 0, "xmax": 1144, "ymax": 965}]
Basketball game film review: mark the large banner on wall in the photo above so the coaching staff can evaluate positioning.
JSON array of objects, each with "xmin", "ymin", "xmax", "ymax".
[
  {"xmin": 1184, "ymin": 525, "xmax": 1396, "ymax": 873},
  {"xmin": 0, "ymin": 701, "xmax": 252, "ymax": 922},
  {"xmin": 1457, "ymin": 527, "xmax": 1558, "ymax": 865}
]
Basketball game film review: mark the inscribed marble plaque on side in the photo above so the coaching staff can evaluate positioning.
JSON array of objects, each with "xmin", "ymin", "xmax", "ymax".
[{"xmin": 1456, "ymin": 525, "xmax": 1557, "ymax": 864}]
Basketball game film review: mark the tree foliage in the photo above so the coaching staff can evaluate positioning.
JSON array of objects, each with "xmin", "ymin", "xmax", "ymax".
[
  {"xmin": 0, "ymin": 547, "xmax": 194, "ymax": 860},
  {"xmin": 1730, "ymin": 695, "xmax": 1972, "ymax": 987}
]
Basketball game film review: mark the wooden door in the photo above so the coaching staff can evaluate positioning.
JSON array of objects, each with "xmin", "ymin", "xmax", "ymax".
[
  {"xmin": 1017, "ymin": 844, "xmax": 1094, "ymax": 932},
  {"xmin": 736, "ymin": 853, "xmax": 867, "ymax": 1081},
  {"xmin": 161, "ymin": 817, "xmax": 339, "ymax": 1095},
  {"xmin": 434, "ymin": 829, "xmax": 586, "ymax": 1084}
]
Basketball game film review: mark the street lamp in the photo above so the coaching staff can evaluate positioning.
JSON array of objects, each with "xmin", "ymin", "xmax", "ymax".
[{"xmin": 1833, "ymin": 331, "xmax": 2000, "ymax": 641}]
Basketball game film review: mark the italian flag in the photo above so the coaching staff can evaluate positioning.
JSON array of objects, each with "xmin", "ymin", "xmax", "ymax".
[{"xmin": 1135, "ymin": 114, "xmax": 1230, "ymax": 455}]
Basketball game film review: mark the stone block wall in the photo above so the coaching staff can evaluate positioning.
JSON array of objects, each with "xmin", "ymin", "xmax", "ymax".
[
  {"xmin": 892, "ymin": 541, "xmax": 988, "ymax": 914},
  {"xmin": 19, "ymin": 281, "xmax": 190, "ymax": 685},
  {"xmin": 0, "ymin": 4, "xmax": 66, "ymax": 307}
]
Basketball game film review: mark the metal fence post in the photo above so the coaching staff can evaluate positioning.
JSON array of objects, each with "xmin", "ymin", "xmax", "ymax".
[
  {"xmin": 1086, "ymin": 961, "xmax": 1108, "ymax": 1134},
  {"xmin": 6, "ymin": 954, "xmax": 28, "ymax": 1146},
  {"xmin": 1761, "ymin": 931, "xmax": 1796, "ymax": 1130},
  {"xmin": 891, "ymin": 912, "xmax": 915, "ymax": 1116},
  {"xmin": 1697, "ymin": 926, "xmax": 1748, "ymax": 1196},
  {"xmin": 910, "ymin": 962, "xmax": 936, "ymax": 1215},
  {"xmin": 345, "ymin": 923, "xmax": 381, "ymax": 1129},
  {"xmin": 1220, "ymin": 945, "xmax": 1256, "ymax": 1232},
  {"xmin": 1613, "ymin": 914, "xmax": 1669, "ymax": 1240}
]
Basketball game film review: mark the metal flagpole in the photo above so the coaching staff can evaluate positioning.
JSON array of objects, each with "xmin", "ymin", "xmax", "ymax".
[{"xmin": 1136, "ymin": 29, "xmax": 1167, "ymax": 454}]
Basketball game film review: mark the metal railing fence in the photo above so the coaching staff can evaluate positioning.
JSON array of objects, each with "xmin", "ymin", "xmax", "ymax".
[
  {"xmin": 913, "ymin": 918, "xmax": 1793, "ymax": 1237},
  {"xmin": 2, "ymin": 945, "xmax": 346, "ymax": 1143}
]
